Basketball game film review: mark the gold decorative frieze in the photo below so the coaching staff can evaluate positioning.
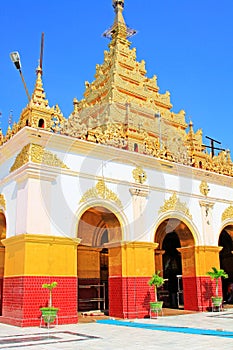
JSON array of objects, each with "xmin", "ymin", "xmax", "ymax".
[
  {"xmin": 200, "ymin": 181, "xmax": 210, "ymax": 196},
  {"xmin": 222, "ymin": 205, "xmax": 233, "ymax": 222},
  {"xmin": 80, "ymin": 179, "xmax": 122, "ymax": 208},
  {"xmin": 159, "ymin": 193, "xmax": 192, "ymax": 219},
  {"xmin": 0, "ymin": 194, "xmax": 6, "ymax": 210},
  {"xmin": 132, "ymin": 166, "xmax": 147, "ymax": 184},
  {"xmin": 10, "ymin": 144, "xmax": 69, "ymax": 173}
]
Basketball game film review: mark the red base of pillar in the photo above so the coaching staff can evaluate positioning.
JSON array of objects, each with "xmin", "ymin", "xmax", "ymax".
[
  {"xmin": 109, "ymin": 276, "xmax": 154, "ymax": 319},
  {"xmin": 183, "ymin": 276, "xmax": 222, "ymax": 311},
  {"xmin": 2, "ymin": 276, "xmax": 78, "ymax": 327},
  {"xmin": 0, "ymin": 314, "xmax": 78, "ymax": 327}
]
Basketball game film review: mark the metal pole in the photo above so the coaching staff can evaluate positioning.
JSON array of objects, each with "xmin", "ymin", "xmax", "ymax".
[{"xmin": 19, "ymin": 69, "xmax": 31, "ymax": 102}]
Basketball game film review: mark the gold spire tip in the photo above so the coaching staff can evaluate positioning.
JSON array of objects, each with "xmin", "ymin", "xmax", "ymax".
[{"xmin": 112, "ymin": 0, "xmax": 124, "ymax": 9}]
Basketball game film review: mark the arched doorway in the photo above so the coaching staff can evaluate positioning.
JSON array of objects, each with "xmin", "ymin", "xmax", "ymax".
[
  {"xmin": 162, "ymin": 231, "xmax": 182, "ymax": 308},
  {"xmin": 219, "ymin": 226, "xmax": 233, "ymax": 303},
  {"xmin": 155, "ymin": 218, "xmax": 195, "ymax": 309},
  {"xmin": 77, "ymin": 206, "xmax": 122, "ymax": 313},
  {"xmin": 0, "ymin": 212, "xmax": 6, "ymax": 316},
  {"xmin": 38, "ymin": 119, "xmax": 45, "ymax": 128}
]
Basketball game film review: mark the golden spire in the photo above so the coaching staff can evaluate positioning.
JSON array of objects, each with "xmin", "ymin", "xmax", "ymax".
[
  {"xmin": 111, "ymin": 0, "xmax": 127, "ymax": 40},
  {"xmin": 187, "ymin": 120, "xmax": 194, "ymax": 141},
  {"xmin": 16, "ymin": 62, "xmax": 64, "ymax": 131},
  {"xmin": 30, "ymin": 65, "xmax": 48, "ymax": 108},
  {"xmin": 103, "ymin": 1, "xmax": 136, "ymax": 41}
]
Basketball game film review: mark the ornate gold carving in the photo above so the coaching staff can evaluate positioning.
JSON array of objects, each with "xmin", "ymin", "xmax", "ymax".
[
  {"xmin": 132, "ymin": 166, "xmax": 147, "ymax": 184},
  {"xmin": 80, "ymin": 179, "xmax": 122, "ymax": 208},
  {"xmin": 222, "ymin": 205, "xmax": 233, "ymax": 222},
  {"xmin": 60, "ymin": 112, "xmax": 87, "ymax": 139},
  {"xmin": 159, "ymin": 193, "xmax": 192, "ymax": 219},
  {"xmin": 0, "ymin": 194, "xmax": 6, "ymax": 210},
  {"xmin": 200, "ymin": 181, "xmax": 210, "ymax": 196},
  {"xmin": 10, "ymin": 144, "xmax": 69, "ymax": 172},
  {"xmin": 18, "ymin": 66, "xmax": 65, "ymax": 132},
  {"xmin": 1, "ymin": 1, "xmax": 233, "ymax": 181}
]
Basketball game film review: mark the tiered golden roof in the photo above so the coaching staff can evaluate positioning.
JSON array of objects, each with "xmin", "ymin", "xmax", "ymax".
[
  {"xmin": 1, "ymin": 65, "xmax": 64, "ymax": 141},
  {"xmin": 1, "ymin": 0, "xmax": 233, "ymax": 177}
]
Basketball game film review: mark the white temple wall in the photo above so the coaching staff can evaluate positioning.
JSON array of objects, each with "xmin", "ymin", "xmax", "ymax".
[
  {"xmin": 1, "ymin": 130, "xmax": 233, "ymax": 248},
  {"xmin": 0, "ymin": 181, "xmax": 17, "ymax": 238}
]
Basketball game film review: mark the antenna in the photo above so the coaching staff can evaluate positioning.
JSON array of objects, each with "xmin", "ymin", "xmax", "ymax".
[
  {"xmin": 40, "ymin": 32, "xmax": 44, "ymax": 72},
  {"xmin": 203, "ymin": 136, "xmax": 225, "ymax": 157}
]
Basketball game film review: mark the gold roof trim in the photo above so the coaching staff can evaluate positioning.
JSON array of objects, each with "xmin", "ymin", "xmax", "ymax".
[{"xmin": 10, "ymin": 143, "xmax": 69, "ymax": 173}]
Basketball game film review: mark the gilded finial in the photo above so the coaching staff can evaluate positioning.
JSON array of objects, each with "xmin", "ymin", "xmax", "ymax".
[
  {"xmin": 112, "ymin": 0, "xmax": 125, "ymax": 10},
  {"xmin": 112, "ymin": 0, "xmax": 126, "ymax": 39},
  {"xmin": 103, "ymin": 0, "xmax": 136, "ymax": 39}
]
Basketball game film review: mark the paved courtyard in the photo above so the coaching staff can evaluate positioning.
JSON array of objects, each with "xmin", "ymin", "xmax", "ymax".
[{"xmin": 1, "ymin": 309, "xmax": 233, "ymax": 349}]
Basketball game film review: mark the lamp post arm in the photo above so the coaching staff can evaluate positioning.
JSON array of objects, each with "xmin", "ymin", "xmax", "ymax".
[{"xmin": 19, "ymin": 69, "xmax": 31, "ymax": 103}]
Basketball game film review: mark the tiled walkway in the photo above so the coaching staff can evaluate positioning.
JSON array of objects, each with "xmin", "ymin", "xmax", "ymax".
[{"xmin": 0, "ymin": 309, "xmax": 233, "ymax": 349}]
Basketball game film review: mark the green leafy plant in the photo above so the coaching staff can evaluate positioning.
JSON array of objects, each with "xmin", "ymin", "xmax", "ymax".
[
  {"xmin": 207, "ymin": 267, "xmax": 228, "ymax": 297},
  {"xmin": 148, "ymin": 271, "xmax": 165, "ymax": 302},
  {"xmin": 42, "ymin": 281, "xmax": 58, "ymax": 307}
]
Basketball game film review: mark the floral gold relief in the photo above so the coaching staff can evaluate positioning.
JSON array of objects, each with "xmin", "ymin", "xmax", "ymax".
[
  {"xmin": 132, "ymin": 166, "xmax": 147, "ymax": 184},
  {"xmin": 10, "ymin": 144, "xmax": 69, "ymax": 172},
  {"xmin": 222, "ymin": 205, "xmax": 233, "ymax": 222},
  {"xmin": 159, "ymin": 193, "xmax": 192, "ymax": 219},
  {"xmin": 80, "ymin": 179, "xmax": 122, "ymax": 208},
  {"xmin": 0, "ymin": 194, "xmax": 6, "ymax": 211},
  {"xmin": 200, "ymin": 181, "xmax": 210, "ymax": 196}
]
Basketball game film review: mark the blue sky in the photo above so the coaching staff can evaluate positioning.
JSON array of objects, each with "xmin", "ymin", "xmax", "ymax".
[{"xmin": 1, "ymin": 0, "xmax": 233, "ymax": 152}]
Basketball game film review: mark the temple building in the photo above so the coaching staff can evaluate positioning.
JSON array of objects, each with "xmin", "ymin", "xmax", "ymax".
[{"xmin": 0, "ymin": 0, "xmax": 233, "ymax": 326}]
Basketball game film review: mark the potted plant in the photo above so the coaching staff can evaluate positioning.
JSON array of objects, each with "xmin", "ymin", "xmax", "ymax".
[
  {"xmin": 40, "ymin": 281, "xmax": 59, "ymax": 325},
  {"xmin": 207, "ymin": 267, "xmax": 228, "ymax": 308},
  {"xmin": 148, "ymin": 271, "xmax": 165, "ymax": 316}
]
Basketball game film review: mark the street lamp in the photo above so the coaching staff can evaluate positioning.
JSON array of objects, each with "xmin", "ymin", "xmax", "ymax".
[{"xmin": 10, "ymin": 51, "xmax": 31, "ymax": 102}]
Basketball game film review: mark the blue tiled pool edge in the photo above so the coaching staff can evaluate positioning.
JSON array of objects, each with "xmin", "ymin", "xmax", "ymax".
[{"xmin": 97, "ymin": 319, "xmax": 233, "ymax": 338}]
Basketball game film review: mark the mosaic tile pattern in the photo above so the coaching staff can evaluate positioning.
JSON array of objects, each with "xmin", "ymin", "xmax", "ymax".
[{"xmin": 0, "ymin": 331, "xmax": 100, "ymax": 348}]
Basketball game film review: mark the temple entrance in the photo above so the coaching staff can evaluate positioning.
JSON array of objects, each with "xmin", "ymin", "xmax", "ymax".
[
  {"xmin": 77, "ymin": 206, "xmax": 122, "ymax": 313},
  {"xmin": 162, "ymin": 231, "xmax": 182, "ymax": 308},
  {"xmin": 219, "ymin": 226, "xmax": 233, "ymax": 304},
  {"xmin": 155, "ymin": 218, "xmax": 195, "ymax": 309},
  {"xmin": 0, "ymin": 212, "xmax": 6, "ymax": 316}
]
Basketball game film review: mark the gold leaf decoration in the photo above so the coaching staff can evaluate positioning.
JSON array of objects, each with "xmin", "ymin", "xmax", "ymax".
[
  {"xmin": 200, "ymin": 181, "xmax": 210, "ymax": 196},
  {"xmin": 10, "ymin": 144, "xmax": 69, "ymax": 172},
  {"xmin": 222, "ymin": 205, "xmax": 233, "ymax": 222},
  {"xmin": 132, "ymin": 166, "xmax": 147, "ymax": 184},
  {"xmin": 0, "ymin": 194, "xmax": 6, "ymax": 211},
  {"xmin": 159, "ymin": 193, "xmax": 192, "ymax": 219},
  {"xmin": 80, "ymin": 179, "xmax": 122, "ymax": 208}
]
